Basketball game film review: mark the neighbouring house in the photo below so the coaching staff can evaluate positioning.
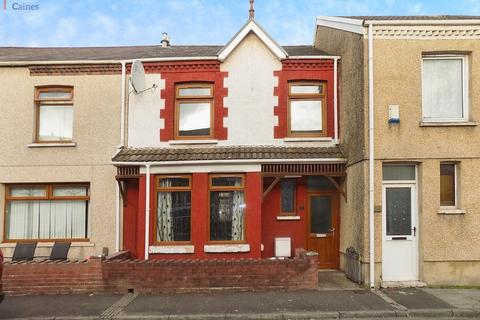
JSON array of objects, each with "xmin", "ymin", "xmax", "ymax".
[
  {"xmin": 0, "ymin": 52, "xmax": 122, "ymax": 259},
  {"xmin": 113, "ymin": 17, "xmax": 347, "ymax": 268},
  {"xmin": 315, "ymin": 15, "xmax": 480, "ymax": 286}
]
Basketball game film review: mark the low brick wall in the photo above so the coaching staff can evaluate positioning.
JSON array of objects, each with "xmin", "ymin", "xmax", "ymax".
[
  {"xmin": 2, "ymin": 259, "xmax": 104, "ymax": 295},
  {"xmin": 2, "ymin": 250, "xmax": 318, "ymax": 296}
]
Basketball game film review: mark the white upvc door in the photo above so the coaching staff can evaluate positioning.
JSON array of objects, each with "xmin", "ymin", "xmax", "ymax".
[{"xmin": 382, "ymin": 183, "xmax": 419, "ymax": 281}]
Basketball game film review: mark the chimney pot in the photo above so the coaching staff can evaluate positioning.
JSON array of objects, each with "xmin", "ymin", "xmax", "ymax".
[{"xmin": 161, "ymin": 32, "xmax": 170, "ymax": 48}]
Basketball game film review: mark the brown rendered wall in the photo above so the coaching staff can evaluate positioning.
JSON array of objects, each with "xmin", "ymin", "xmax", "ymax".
[
  {"xmin": 314, "ymin": 26, "xmax": 368, "ymax": 278},
  {"xmin": 372, "ymin": 37, "xmax": 480, "ymax": 285},
  {"xmin": 0, "ymin": 67, "xmax": 121, "ymax": 260},
  {"xmin": 316, "ymin": 24, "xmax": 480, "ymax": 285}
]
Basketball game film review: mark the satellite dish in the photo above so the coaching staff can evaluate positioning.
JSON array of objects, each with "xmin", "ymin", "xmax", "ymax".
[{"xmin": 131, "ymin": 60, "xmax": 146, "ymax": 94}]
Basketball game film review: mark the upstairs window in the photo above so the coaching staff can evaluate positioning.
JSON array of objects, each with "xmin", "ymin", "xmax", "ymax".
[
  {"xmin": 422, "ymin": 56, "xmax": 468, "ymax": 122},
  {"xmin": 175, "ymin": 83, "xmax": 213, "ymax": 139},
  {"xmin": 35, "ymin": 86, "xmax": 74, "ymax": 142},
  {"xmin": 288, "ymin": 82, "xmax": 326, "ymax": 137}
]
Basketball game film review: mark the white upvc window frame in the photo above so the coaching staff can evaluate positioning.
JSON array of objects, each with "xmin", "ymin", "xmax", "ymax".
[{"xmin": 421, "ymin": 55, "xmax": 469, "ymax": 123}]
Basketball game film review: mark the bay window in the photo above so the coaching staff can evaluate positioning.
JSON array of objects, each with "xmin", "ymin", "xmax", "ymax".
[
  {"xmin": 35, "ymin": 86, "xmax": 74, "ymax": 142},
  {"xmin": 5, "ymin": 184, "xmax": 89, "ymax": 241},
  {"xmin": 422, "ymin": 56, "xmax": 468, "ymax": 122},
  {"xmin": 155, "ymin": 176, "xmax": 191, "ymax": 242},
  {"xmin": 288, "ymin": 82, "xmax": 326, "ymax": 137},
  {"xmin": 175, "ymin": 83, "xmax": 213, "ymax": 139},
  {"xmin": 209, "ymin": 175, "xmax": 245, "ymax": 242}
]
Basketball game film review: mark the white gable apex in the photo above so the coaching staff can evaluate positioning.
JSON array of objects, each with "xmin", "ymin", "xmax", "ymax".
[{"xmin": 218, "ymin": 19, "xmax": 288, "ymax": 61}]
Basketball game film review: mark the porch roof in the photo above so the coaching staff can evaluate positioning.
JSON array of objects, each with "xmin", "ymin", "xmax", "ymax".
[{"xmin": 112, "ymin": 145, "xmax": 344, "ymax": 163}]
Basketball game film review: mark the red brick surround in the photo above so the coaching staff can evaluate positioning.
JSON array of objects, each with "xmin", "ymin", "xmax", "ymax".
[
  {"xmin": 2, "ymin": 250, "xmax": 318, "ymax": 296},
  {"xmin": 273, "ymin": 59, "xmax": 335, "ymax": 139},
  {"xmin": 137, "ymin": 60, "xmax": 229, "ymax": 141}
]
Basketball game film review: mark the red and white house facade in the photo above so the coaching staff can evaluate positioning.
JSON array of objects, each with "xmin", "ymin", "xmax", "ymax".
[{"xmin": 113, "ymin": 19, "xmax": 346, "ymax": 268}]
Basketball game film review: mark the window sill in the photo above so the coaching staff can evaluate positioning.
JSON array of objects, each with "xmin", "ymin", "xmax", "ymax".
[
  {"xmin": 204, "ymin": 244, "xmax": 250, "ymax": 253},
  {"xmin": 419, "ymin": 121, "xmax": 478, "ymax": 127},
  {"xmin": 283, "ymin": 137, "xmax": 333, "ymax": 142},
  {"xmin": 438, "ymin": 208, "xmax": 466, "ymax": 215},
  {"xmin": 0, "ymin": 241, "xmax": 95, "ymax": 248},
  {"xmin": 149, "ymin": 245, "xmax": 194, "ymax": 254},
  {"xmin": 28, "ymin": 142, "xmax": 77, "ymax": 148},
  {"xmin": 168, "ymin": 140, "xmax": 218, "ymax": 145},
  {"xmin": 276, "ymin": 215, "xmax": 301, "ymax": 221}
]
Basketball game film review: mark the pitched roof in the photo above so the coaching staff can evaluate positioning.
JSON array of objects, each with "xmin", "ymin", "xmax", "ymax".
[
  {"xmin": 112, "ymin": 146, "xmax": 345, "ymax": 163},
  {"xmin": 0, "ymin": 45, "xmax": 330, "ymax": 62},
  {"xmin": 218, "ymin": 19, "xmax": 287, "ymax": 60},
  {"xmin": 341, "ymin": 15, "xmax": 480, "ymax": 21}
]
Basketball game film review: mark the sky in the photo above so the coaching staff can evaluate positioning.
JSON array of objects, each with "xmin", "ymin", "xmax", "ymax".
[{"xmin": 0, "ymin": 0, "xmax": 479, "ymax": 47}]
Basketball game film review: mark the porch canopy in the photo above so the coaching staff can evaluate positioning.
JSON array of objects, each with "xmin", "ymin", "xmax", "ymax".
[{"xmin": 112, "ymin": 145, "xmax": 347, "ymax": 200}]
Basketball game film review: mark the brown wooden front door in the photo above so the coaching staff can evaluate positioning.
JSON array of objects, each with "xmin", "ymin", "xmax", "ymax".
[{"xmin": 307, "ymin": 192, "xmax": 339, "ymax": 269}]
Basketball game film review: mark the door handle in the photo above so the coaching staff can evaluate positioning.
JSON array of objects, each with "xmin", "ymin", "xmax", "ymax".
[
  {"xmin": 412, "ymin": 226, "xmax": 416, "ymax": 237},
  {"xmin": 329, "ymin": 227, "xmax": 335, "ymax": 236}
]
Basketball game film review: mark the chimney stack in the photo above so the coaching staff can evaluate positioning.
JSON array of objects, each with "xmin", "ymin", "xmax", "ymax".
[{"xmin": 161, "ymin": 32, "xmax": 170, "ymax": 48}]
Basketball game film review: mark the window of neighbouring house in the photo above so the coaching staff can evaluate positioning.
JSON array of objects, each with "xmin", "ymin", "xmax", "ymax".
[
  {"xmin": 155, "ymin": 175, "xmax": 192, "ymax": 242},
  {"xmin": 5, "ymin": 184, "xmax": 89, "ymax": 241},
  {"xmin": 288, "ymin": 82, "xmax": 326, "ymax": 137},
  {"xmin": 209, "ymin": 174, "xmax": 245, "ymax": 242},
  {"xmin": 422, "ymin": 56, "xmax": 468, "ymax": 122},
  {"xmin": 175, "ymin": 83, "xmax": 213, "ymax": 139},
  {"xmin": 440, "ymin": 163, "xmax": 457, "ymax": 207},
  {"xmin": 280, "ymin": 179, "xmax": 296, "ymax": 214},
  {"xmin": 35, "ymin": 86, "xmax": 74, "ymax": 142}
]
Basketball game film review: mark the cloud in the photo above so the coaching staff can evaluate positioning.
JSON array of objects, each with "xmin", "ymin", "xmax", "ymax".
[
  {"xmin": 407, "ymin": 2, "xmax": 425, "ymax": 14},
  {"xmin": 0, "ymin": 0, "xmax": 477, "ymax": 47}
]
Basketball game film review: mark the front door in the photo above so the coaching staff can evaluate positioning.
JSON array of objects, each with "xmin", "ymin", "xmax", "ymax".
[
  {"xmin": 382, "ymin": 184, "xmax": 418, "ymax": 281},
  {"xmin": 307, "ymin": 192, "xmax": 339, "ymax": 269}
]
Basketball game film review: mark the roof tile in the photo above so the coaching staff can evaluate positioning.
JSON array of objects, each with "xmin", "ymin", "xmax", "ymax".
[{"xmin": 112, "ymin": 145, "xmax": 345, "ymax": 163}]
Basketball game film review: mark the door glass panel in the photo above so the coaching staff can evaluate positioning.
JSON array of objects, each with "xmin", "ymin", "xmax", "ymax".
[
  {"xmin": 310, "ymin": 196, "xmax": 332, "ymax": 234},
  {"xmin": 386, "ymin": 188, "xmax": 412, "ymax": 236}
]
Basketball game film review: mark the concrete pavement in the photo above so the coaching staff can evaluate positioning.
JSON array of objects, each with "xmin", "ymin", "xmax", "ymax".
[
  {"xmin": 0, "ymin": 287, "xmax": 479, "ymax": 319},
  {"xmin": 1, "ymin": 271, "xmax": 479, "ymax": 319}
]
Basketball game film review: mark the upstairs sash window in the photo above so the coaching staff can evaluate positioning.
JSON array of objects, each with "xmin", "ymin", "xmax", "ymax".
[
  {"xmin": 35, "ymin": 87, "xmax": 74, "ymax": 142},
  {"xmin": 288, "ymin": 82, "xmax": 327, "ymax": 137},
  {"xmin": 422, "ymin": 56, "xmax": 468, "ymax": 122},
  {"xmin": 175, "ymin": 83, "xmax": 213, "ymax": 139}
]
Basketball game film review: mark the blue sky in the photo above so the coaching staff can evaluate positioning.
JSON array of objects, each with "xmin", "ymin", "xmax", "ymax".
[{"xmin": 0, "ymin": 0, "xmax": 478, "ymax": 47}]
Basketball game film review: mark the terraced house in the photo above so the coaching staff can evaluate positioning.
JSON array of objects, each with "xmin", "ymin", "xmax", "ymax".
[
  {"xmin": 315, "ymin": 15, "xmax": 480, "ymax": 287},
  {"xmin": 1, "ymin": 11, "xmax": 479, "ymax": 288}
]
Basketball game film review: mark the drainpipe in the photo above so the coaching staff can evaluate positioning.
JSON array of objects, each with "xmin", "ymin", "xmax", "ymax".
[
  {"xmin": 333, "ymin": 58, "xmax": 339, "ymax": 142},
  {"xmin": 144, "ymin": 163, "xmax": 151, "ymax": 260},
  {"xmin": 115, "ymin": 182, "xmax": 120, "ymax": 253},
  {"xmin": 368, "ymin": 23, "xmax": 375, "ymax": 288},
  {"xmin": 114, "ymin": 61, "xmax": 127, "ymax": 253},
  {"xmin": 120, "ymin": 61, "xmax": 126, "ymax": 148}
]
